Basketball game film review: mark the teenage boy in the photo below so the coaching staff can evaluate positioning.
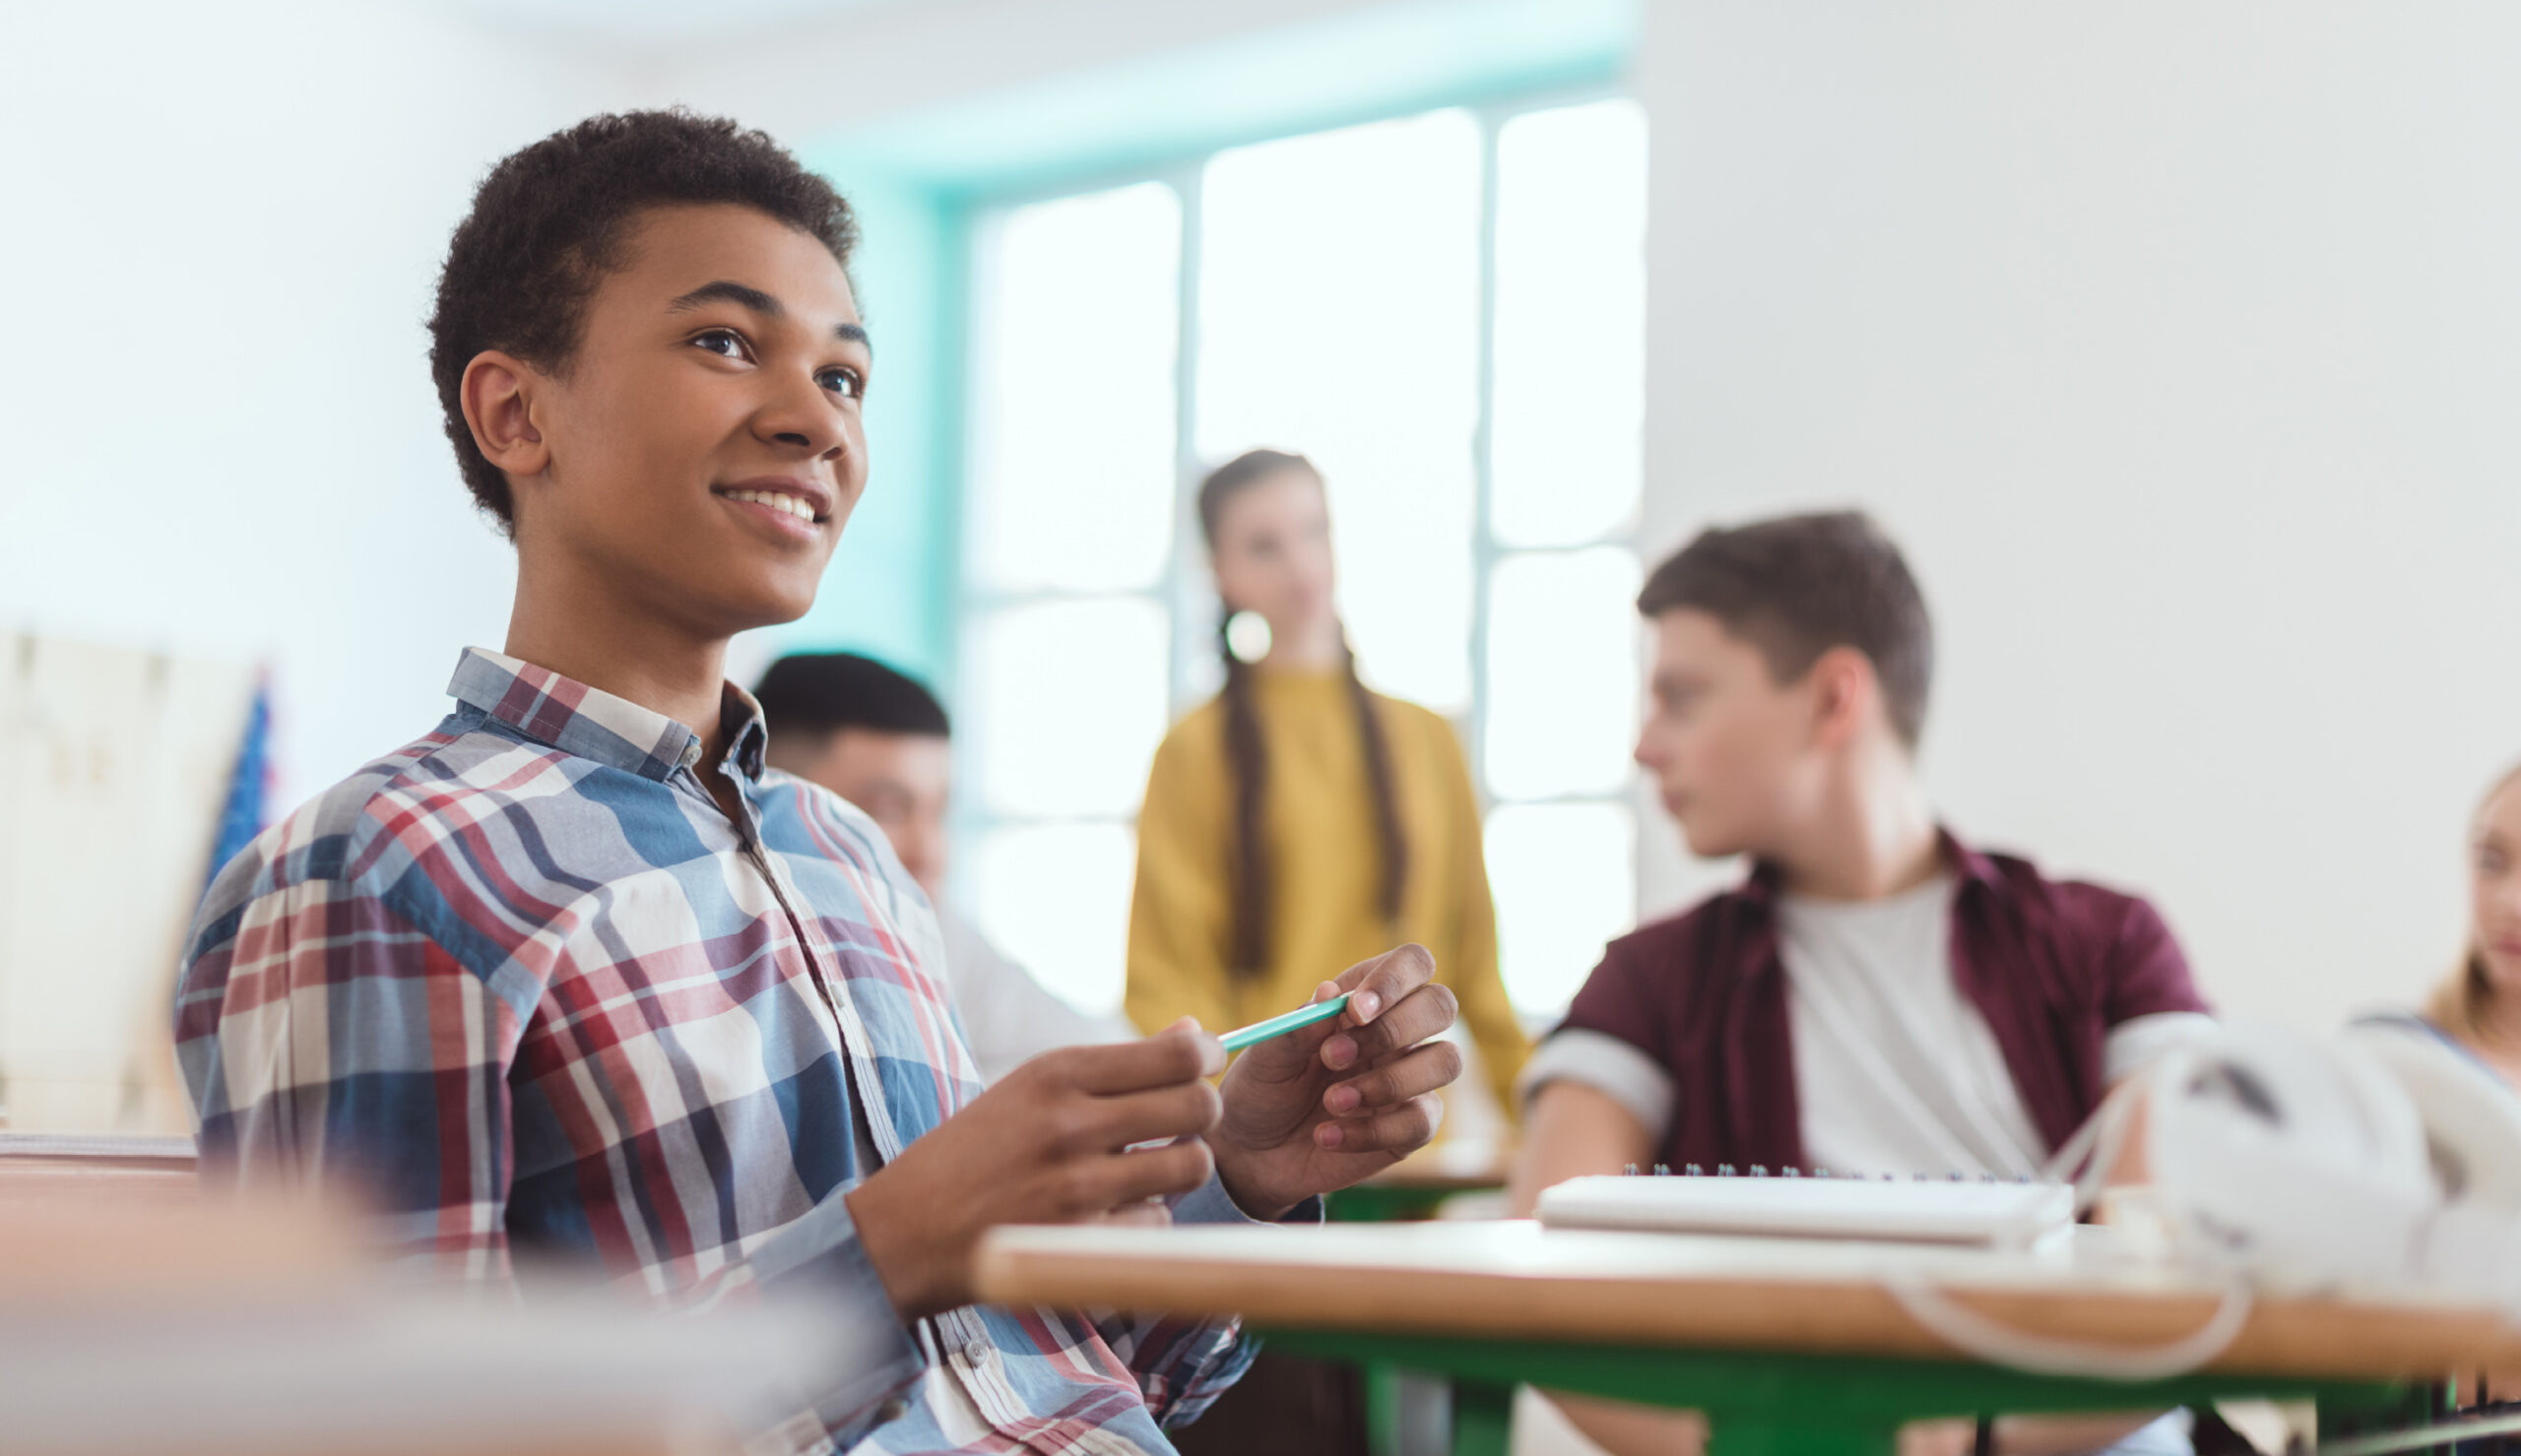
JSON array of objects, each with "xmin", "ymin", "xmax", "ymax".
[
  {"xmin": 752, "ymin": 651, "xmax": 1130, "ymax": 1080},
  {"xmin": 173, "ymin": 112, "xmax": 1462, "ymax": 1456},
  {"xmin": 1511, "ymin": 511, "xmax": 2213, "ymax": 1456}
]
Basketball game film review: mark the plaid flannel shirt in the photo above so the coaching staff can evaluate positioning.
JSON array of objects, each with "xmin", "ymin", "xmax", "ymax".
[{"xmin": 175, "ymin": 648, "xmax": 1273, "ymax": 1455}]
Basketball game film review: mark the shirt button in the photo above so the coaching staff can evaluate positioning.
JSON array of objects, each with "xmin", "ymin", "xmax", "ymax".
[
  {"xmin": 876, "ymin": 1398, "xmax": 909, "ymax": 1424},
  {"xmin": 963, "ymin": 1339, "xmax": 991, "ymax": 1366}
]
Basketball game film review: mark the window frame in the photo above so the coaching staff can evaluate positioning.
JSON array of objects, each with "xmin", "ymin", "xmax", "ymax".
[{"xmin": 950, "ymin": 82, "xmax": 1646, "ymax": 1018}]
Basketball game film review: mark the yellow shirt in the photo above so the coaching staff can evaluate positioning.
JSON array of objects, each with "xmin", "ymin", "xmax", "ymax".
[{"xmin": 1126, "ymin": 669, "xmax": 1528, "ymax": 1119}]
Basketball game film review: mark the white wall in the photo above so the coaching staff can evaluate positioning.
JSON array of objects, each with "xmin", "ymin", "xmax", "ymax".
[
  {"xmin": 16, "ymin": 0, "xmax": 2511, "ymax": 1031},
  {"xmin": 1634, "ymin": 3, "xmax": 2521, "ymax": 1029},
  {"xmin": 0, "ymin": 2, "xmax": 631, "ymax": 807},
  {"xmin": 0, "ymin": 0, "xmax": 1433, "ymax": 811}
]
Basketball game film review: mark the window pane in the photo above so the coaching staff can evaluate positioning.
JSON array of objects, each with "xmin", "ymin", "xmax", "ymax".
[
  {"xmin": 1486, "ymin": 548, "xmax": 1642, "ymax": 800},
  {"xmin": 971, "ymin": 183, "xmax": 1180, "ymax": 593},
  {"xmin": 1196, "ymin": 110, "xmax": 1482, "ymax": 713},
  {"xmin": 969, "ymin": 598, "xmax": 1167, "ymax": 817},
  {"xmin": 965, "ymin": 822, "xmax": 1134, "ymax": 1016},
  {"xmin": 1492, "ymin": 99, "xmax": 1648, "ymax": 548},
  {"xmin": 1486, "ymin": 801, "xmax": 1637, "ymax": 1015}
]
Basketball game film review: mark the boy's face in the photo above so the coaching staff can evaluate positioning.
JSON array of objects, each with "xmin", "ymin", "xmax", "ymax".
[
  {"xmin": 510, "ymin": 203, "xmax": 871, "ymax": 633},
  {"xmin": 1633, "ymin": 608, "xmax": 1826, "ymax": 860}
]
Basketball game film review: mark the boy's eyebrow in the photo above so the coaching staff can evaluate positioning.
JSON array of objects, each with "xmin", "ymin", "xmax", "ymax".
[{"xmin": 668, "ymin": 280, "xmax": 873, "ymax": 352}]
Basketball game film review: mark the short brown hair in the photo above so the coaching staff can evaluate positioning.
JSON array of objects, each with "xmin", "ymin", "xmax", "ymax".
[{"xmin": 1637, "ymin": 510, "xmax": 1934, "ymax": 747}]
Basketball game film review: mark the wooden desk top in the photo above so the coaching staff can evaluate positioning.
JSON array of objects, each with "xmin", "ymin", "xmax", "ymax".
[{"xmin": 975, "ymin": 1219, "xmax": 2521, "ymax": 1381}]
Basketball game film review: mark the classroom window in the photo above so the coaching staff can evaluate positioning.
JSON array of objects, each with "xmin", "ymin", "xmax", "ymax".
[{"xmin": 958, "ymin": 95, "xmax": 1648, "ymax": 1020}]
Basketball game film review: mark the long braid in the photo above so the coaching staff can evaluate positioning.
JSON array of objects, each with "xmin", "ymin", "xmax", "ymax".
[
  {"xmin": 1218, "ymin": 611, "xmax": 1273, "ymax": 979},
  {"xmin": 1341, "ymin": 639, "xmax": 1409, "ymax": 927}
]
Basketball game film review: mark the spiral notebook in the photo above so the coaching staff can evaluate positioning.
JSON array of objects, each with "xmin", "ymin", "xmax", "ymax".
[{"xmin": 1535, "ymin": 1169, "xmax": 2075, "ymax": 1249}]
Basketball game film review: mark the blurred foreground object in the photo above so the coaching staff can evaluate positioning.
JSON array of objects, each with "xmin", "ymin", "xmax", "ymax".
[{"xmin": 0, "ymin": 1135, "xmax": 851, "ymax": 1455}]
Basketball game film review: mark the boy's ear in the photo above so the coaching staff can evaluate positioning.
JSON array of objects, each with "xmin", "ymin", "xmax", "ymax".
[
  {"xmin": 1805, "ymin": 645, "xmax": 1880, "ymax": 751},
  {"xmin": 460, "ymin": 349, "xmax": 551, "ymax": 483}
]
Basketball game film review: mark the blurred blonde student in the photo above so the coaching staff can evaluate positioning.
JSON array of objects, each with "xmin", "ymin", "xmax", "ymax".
[
  {"xmin": 2369, "ymin": 761, "xmax": 2521, "ymax": 1087},
  {"xmin": 1509, "ymin": 511, "xmax": 2212, "ymax": 1456},
  {"xmin": 1128, "ymin": 450, "xmax": 1528, "ymax": 1121}
]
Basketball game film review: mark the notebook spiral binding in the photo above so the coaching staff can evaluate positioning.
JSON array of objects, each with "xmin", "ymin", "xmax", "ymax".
[{"xmin": 1619, "ymin": 1163, "xmax": 2035, "ymax": 1183}]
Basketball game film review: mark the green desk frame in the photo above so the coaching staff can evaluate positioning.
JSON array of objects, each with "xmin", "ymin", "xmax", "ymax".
[
  {"xmin": 1266, "ymin": 1327, "xmax": 2436, "ymax": 1456},
  {"xmin": 1323, "ymin": 1178, "xmax": 1497, "ymax": 1450},
  {"xmin": 1310, "ymin": 1183, "xmax": 2434, "ymax": 1456},
  {"xmin": 1325, "ymin": 1182, "xmax": 1490, "ymax": 1225}
]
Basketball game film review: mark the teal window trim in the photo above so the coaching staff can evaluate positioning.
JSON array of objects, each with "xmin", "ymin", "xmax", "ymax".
[{"xmin": 777, "ymin": 0, "xmax": 1640, "ymax": 704}]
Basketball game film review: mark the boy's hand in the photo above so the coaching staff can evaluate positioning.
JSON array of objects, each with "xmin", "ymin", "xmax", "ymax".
[
  {"xmin": 1207, "ymin": 944, "xmax": 1462, "ymax": 1220},
  {"xmin": 846, "ymin": 1027, "xmax": 1225, "ymax": 1320}
]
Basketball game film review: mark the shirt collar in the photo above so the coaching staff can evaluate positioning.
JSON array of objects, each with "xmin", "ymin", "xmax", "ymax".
[
  {"xmin": 447, "ymin": 647, "xmax": 768, "ymax": 785},
  {"xmin": 1741, "ymin": 825, "xmax": 1996, "ymax": 906}
]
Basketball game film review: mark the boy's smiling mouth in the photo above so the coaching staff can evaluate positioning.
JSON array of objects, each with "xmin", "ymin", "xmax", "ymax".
[{"xmin": 712, "ymin": 475, "xmax": 833, "ymax": 538}]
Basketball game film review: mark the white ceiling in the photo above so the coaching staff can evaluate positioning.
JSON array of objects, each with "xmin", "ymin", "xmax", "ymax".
[{"xmin": 436, "ymin": 0, "xmax": 912, "ymax": 49}]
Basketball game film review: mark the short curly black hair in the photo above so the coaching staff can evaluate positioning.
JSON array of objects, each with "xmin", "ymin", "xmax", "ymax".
[{"xmin": 426, "ymin": 109, "xmax": 859, "ymax": 533}]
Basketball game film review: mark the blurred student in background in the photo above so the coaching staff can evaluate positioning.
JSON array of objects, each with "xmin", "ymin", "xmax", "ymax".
[
  {"xmin": 1129, "ymin": 449, "xmax": 1527, "ymax": 1119},
  {"xmin": 1510, "ymin": 511, "xmax": 2212, "ymax": 1456},
  {"xmin": 754, "ymin": 651, "xmax": 1131, "ymax": 1082},
  {"xmin": 2376, "ymin": 762, "xmax": 2521, "ymax": 1087},
  {"xmin": 1128, "ymin": 449, "xmax": 1526, "ymax": 1456}
]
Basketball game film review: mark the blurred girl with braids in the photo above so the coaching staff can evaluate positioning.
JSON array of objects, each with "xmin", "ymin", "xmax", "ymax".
[{"xmin": 1127, "ymin": 449, "xmax": 1528, "ymax": 1127}]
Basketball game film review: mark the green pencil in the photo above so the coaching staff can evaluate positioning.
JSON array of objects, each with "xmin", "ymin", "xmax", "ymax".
[{"xmin": 1217, "ymin": 992, "xmax": 1355, "ymax": 1052}]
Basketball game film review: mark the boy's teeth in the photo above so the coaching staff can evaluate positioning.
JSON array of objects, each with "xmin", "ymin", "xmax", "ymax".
[{"xmin": 728, "ymin": 489, "xmax": 815, "ymax": 522}]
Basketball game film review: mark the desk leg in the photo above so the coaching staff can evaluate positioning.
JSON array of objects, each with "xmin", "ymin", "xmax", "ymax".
[
  {"xmin": 2315, "ymin": 1381, "xmax": 2450, "ymax": 1454},
  {"xmin": 1366, "ymin": 1361, "xmax": 1401, "ymax": 1456},
  {"xmin": 1707, "ymin": 1414, "xmax": 1896, "ymax": 1456},
  {"xmin": 1450, "ymin": 1379, "xmax": 1512, "ymax": 1456}
]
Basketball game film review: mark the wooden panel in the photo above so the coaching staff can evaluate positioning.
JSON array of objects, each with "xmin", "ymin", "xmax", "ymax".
[
  {"xmin": 975, "ymin": 1219, "xmax": 2521, "ymax": 1379},
  {"xmin": 0, "ymin": 635, "xmax": 253, "ymax": 1133}
]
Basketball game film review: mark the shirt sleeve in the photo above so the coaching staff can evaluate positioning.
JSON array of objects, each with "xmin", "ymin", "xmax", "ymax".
[
  {"xmin": 1521, "ymin": 934, "xmax": 1681, "ymax": 1143},
  {"xmin": 2097, "ymin": 894, "xmax": 2212, "ymax": 1025},
  {"xmin": 174, "ymin": 872, "xmax": 927, "ymax": 1449},
  {"xmin": 1126, "ymin": 726, "xmax": 1238, "ymax": 1040},
  {"xmin": 1516, "ymin": 1029, "xmax": 1677, "ymax": 1145},
  {"xmin": 179, "ymin": 876, "xmax": 527, "ymax": 1274},
  {"xmin": 2102, "ymin": 1012, "xmax": 2220, "ymax": 1083},
  {"xmin": 1555, "ymin": 932, "xmax": 1671, "ymax": 1071}
]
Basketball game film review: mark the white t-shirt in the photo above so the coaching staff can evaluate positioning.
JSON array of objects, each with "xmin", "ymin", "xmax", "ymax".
[
  {"xmin": 1519, "ymin": 878, "xmax": 2215, "ymax": 1171},
  {"xmin": 934, "ymin": 908, "xmax": 1134, "ymax": 1084},
  {"xmin": 1779, "ymin": 874, "xmax": 2046, "ymax": 1177}
]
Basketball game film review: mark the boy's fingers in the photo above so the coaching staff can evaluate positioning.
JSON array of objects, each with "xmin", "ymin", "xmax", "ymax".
[
  {"xmin": 1334, "ymin": 943, "xmax": 1435, "ymax": 1025},
  {"xmin": 1085, "ymin": 1138, "xmax": 1214, "ymax": 1209},
  {"xmin": 1323, "ymin": 1041, "xmax": 1463, "ymax": 1116},
  {"xmin": 1321, "ymin": 981, "xmax": 1458, "ymax": 1071},
  {"xmin": 1069, "ymin": 1025, "xmax": 1224, "ymax": 1095},
  {"xmin": 1315, "ymin": 1094, "xmax": 1445, "ymax": 1155},
  {"xmin": 1090, "ymin": 1202, "xmax": 1175, "ymax": 1230},
  {"xmin": 1079, "ymin": 1081, "xmax": 1224, "ymax": 1153}
]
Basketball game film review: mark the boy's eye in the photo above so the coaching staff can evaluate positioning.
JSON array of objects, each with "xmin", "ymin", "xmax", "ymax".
[
  {"xmin": 693, "ymin": 329, "xmax": 749, "ymax": 360},
  {"xmin": 818, "ymin": 367, "xmax": 864, "ymax": 399}
]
